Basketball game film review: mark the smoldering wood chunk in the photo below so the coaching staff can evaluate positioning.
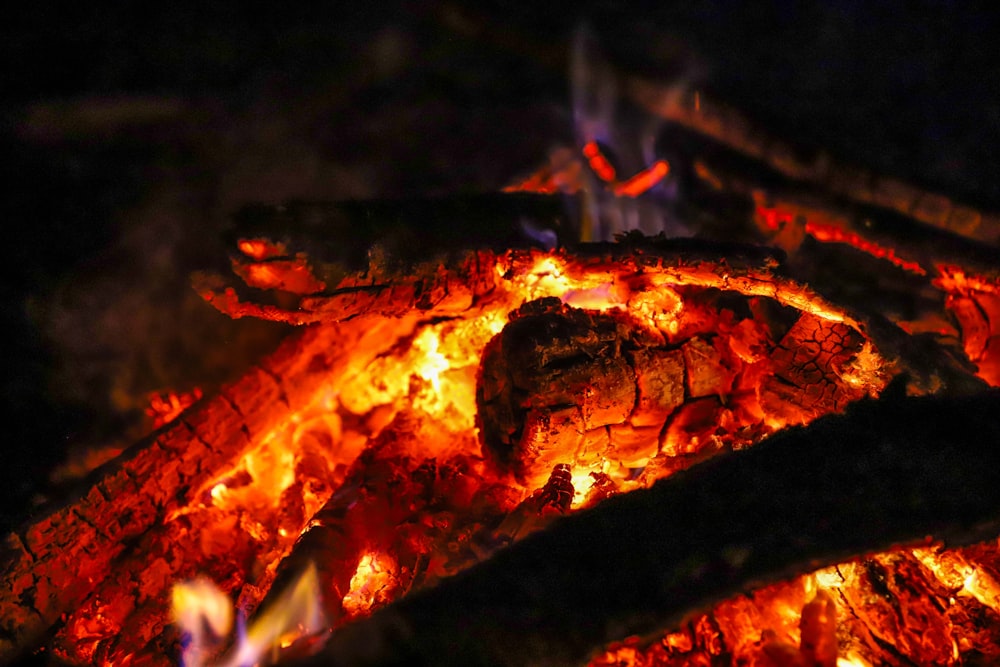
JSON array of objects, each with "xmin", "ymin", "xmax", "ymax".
[
  {"xmin": 496, "ymin": 464, "xmax": 575, "ymax": 542},
  {"xmin": 681, "ymin": 337, "xmax": 734, "ymax": 398},
  {"xmin": 661, "ymin": 396, "xmax": 727, "ymax": 457},
  {"xmin": 760, "ymin": 313, "xmax": 867, "ymax": 423},
  {"xmin": 628, "ymin": 348, "xmax": 685, "ymax": 427},
  {"xmin": 582, "ymin": 472, "xmax": 619, "ymax": 508},
  {"xmin": 956, "ymin": 291, "xmax": 1000, "ymax": 385},
  {"xmin": 477, "ymin": 295, "xmax": 783, "ymax": 481},
  {"xmin": 948, "ymin": 294, "xmax": 990, "ymax": 361},
  {"xmin": 838, "ymin": 554, "xmax": 958, "ymax": 665},
  {"xmin": 477, "ymin": 298, "xmax": 643, "ymax": 482}
]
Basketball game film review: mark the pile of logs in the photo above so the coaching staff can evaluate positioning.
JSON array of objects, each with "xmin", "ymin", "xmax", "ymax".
[{"xmin": 6, "ymin": 66, "xmax": 1000, "ymax": 667}]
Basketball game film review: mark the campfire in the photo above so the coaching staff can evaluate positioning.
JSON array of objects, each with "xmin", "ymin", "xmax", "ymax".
[{"xmin": 6, "ymin": 42, "xmax": 1000, "ymax": 667}]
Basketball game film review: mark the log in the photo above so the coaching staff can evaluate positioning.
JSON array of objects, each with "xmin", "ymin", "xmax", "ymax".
[
  {"xmin": 676, "ymin": 137, "xmax": 1000, "ymax": 287},
  {"xmin": 198, "ymin": 231, "xmax": 985, "ymax": 398},
  {"xmin": 627, "ymin": 79, "xmax": 1000, "ymax": 246},
  {"xmin": 476, "ymin": 297, "xmax": 875, "ymax": 486},
  {"xmin": 230, "ymin": 193, "xmax": 574, "ymax": 273},
  {"xmin": 255, "ymin": 415, "xmax": 440, "ymax": 629},
  {"xmin": 0, "ymin": 314, "xmax": 421, "ymax": 666},
  {"xmin": 289, "ymin": 386, "xmax": 1000, "ymax": 667}
]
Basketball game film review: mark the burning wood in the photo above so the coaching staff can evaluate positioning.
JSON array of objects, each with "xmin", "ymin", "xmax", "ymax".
[
  {"xmin": 6, "ymin": 222, "xmax": 1000, "ymax": 667},
  {"xmin": 287, "ymin": 386, "xmax": 1000, "ymax": 667},
  {"xmin": 6, "ymin": 71, "xmax": 1000, "ymax": 662},
  {"xmin": 0, "ymin": 314, "xmax": 421, "ymax": 664}
]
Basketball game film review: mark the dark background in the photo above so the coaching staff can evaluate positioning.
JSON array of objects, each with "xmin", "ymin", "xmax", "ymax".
[{"xmin": 2, "ymin": 1, "xmax": 999, "ymax": 530}]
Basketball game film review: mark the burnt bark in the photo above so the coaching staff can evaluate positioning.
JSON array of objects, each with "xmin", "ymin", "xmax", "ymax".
[
  {"xmin": 0, "ymin": 315, "xmax": 420, "ymax": 666},
  {"xmin": 230, "ymin": 193, "xmax": 574, "ymax": 273},
  {"xmin": 290, "ymin": 386, "xmax": 1000, "ymax": 667}
]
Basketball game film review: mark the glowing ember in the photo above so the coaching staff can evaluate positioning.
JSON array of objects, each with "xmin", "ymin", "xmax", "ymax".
[
  {"xmin": 611, "ymin": 159, "xmax": 670, "ymax": 198},
  {"xmin": 341, "ymin": 552, "xmax": 400, "ymax": 618},
  {"xmin": 237, "ymin": 238, "xmax": 287, "ymax": 261},
  {"xmin": 146, "ymin": 387, "xmax": 204, "ymax": 429}
]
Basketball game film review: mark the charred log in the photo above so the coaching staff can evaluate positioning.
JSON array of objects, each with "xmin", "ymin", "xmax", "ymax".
[
  {"xmin": 290, "ymin": 386, "xmax": 1000, "ymax": 667},
  {"xmin": 194, "ymin": 229, "xmax": 983, "ymax": 397},
  {"xmin": 476, "ymin": 296, "xmax": 877, "ymax": 486},
  {"xmin": 231, "ymin": 193, "xmax": 574, "ymax": 273},
  {"xmin": 627, "ymin": 79, "xmax": 1000, "ymax": 247}
]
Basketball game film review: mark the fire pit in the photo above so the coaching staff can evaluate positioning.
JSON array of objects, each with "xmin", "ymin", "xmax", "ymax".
[{"xmin": 5, "ymin": 7, "xmax": 1000, "ymax": 667}]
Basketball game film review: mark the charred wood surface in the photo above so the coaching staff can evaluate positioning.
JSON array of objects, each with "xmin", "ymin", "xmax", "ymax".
[
  {"xmin": 201, "ymin": 228, "xmax": 985, "ymax": 398},
  {"xmin": 0, "ymin": 315, "xmax": 414, "ymax": 666},
  {"xmin": 196, "ymin": 233, "xmax": 790, "ymax": 324},
  {"xmin": 291, "ymin": 387, "xmax": 1000, "ymax": 667},
  {"xmin": 231, "ymin": 193, "xmax": 574, "ymax": 272}
]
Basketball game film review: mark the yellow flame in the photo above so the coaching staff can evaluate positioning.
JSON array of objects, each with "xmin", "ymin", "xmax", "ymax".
[
  {"xmin": 229, "ymin": 562, "xmax": 326, "ymax": 666},
  {"xmin": 412, "ymin": 327, "xmax": 450, "ymax": 394},
  {"xmin": 172, "ymin": 578, "xmax": 233, "ymax": 667},
  {"xmin": 838, "ymin": 654, "xmax": 873, "ymax": 667},
  {"xmin": 172, "ymin": 564, "xmax": 326, "ymax": 667}
]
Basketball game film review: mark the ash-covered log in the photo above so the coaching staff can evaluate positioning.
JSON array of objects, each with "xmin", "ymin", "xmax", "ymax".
[{"xmin": 290, "ymin": 386, "xmax": 1000, "ymax": 667}]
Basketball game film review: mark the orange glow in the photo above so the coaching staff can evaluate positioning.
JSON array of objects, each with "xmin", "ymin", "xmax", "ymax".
[
  {"xmin": 582, "ymin": 140, "xmax": 617, "ymax": 183},
  {"xmin": 755, "ymin": 201, "xmax": 794, "ymax": 232},
  {"xmin": 58, "ymin": 244, "xmax": 942, "ymax": 667},
  {"xmin": 935, "ymin": 264, "xmax": 1000, "ymax": 386},
  {"xmin": 237, "ymin": 237, "xmax": 287, "ymax": 260},
  {"xmin": 934, "ymin": 263, "xmax": 1000, "ymax": 295},
  {"xmin": 511, "ymin": 142, "xmax": 669, "ymax": 200},
  {"xmin": 612, "ymin": 159, "xmax": 670, "ymax": 197},
  {"xmin": 754, "ymin": 199, "xmax": 928, "ymax": 275},
  {"xmin": 341, "ymin": 552, "xmax": 400, "ymax": 617},
  {"xmin": 806, "ymin": 221, "xmax": 927, "ymax": 275},
  {"xmin": 235, "ymin": 256, "xmax": 327, "ymax": 294},
  {"xmin": 146, "ymin": 387, "xmax": 203, "ymax": 429}
]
